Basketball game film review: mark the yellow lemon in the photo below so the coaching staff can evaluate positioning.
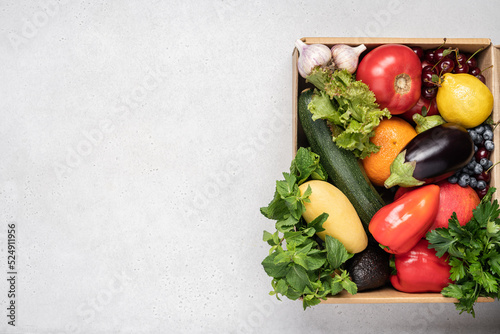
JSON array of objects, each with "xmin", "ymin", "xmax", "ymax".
[{"xmin": 436, "ymin": 73, "xmax": 493, "ymax": 128}]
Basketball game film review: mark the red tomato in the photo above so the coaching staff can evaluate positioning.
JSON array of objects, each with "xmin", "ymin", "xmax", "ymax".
[
  {"xmin": 400, "ymin": 96, "xmax": 438, "ymax": 125},
  {"xmin": 356, "ymin": 44, "xmax": 422, "ymax": 115}
]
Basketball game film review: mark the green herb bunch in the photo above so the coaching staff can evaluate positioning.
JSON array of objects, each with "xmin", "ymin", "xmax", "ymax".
[
  {"xmin": 260, "ymin": 147, "xmax": 357, "ymax": 309},
  {"xmin": 426, "ymin": 187, "xmax": 500, "ymax": 317}
]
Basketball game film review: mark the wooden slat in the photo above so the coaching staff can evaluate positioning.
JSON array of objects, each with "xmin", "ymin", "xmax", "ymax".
[{"xmin": 320, "ymin": 287, "xmax": 494, "ymax": 304}]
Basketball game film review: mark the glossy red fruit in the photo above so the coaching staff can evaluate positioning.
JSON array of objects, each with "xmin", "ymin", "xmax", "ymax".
[
  {"xmin": 475, "ymin": 147, "xmax": 491, "ymax": 161},
  {"xmin": 411, "ymin": 46, "xmax": 424, "ymax": 60},
  {"xmin": 424, "ymin": 50, "xmax": 436, "ymax": 64},
  {"xmin": 356, "ymin": 44, "xmax": 422, "ymax": 115},
  {"xmin": 400, "ymin": 96, "xmax": 438, "ymax": 124},
  {"xmin": 477, "ymin": 171, "xmax": 491, "ymax": 183},
  {"xmin": 394, "ymin": 180, "xmax": 481, "ymax": 231},
  {"xmin": 476, "ymin": 185, "xmax": 490, "ymax": 199},
  {"xmin": 470, "ymin": 67, "xmax": 481, "ymax": 76},
  {"xmin": 421, "ymin": 86, "xmax": 438, "ymax": 100},
  {"xmin": 427, "ymin": 180, "xmax": 480, "ymax": 231}
]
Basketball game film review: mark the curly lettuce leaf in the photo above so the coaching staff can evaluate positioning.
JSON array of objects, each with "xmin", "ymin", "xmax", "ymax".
[{"xmin": 306, "ymin": 67, "xmax": 391, "ymax": 159}]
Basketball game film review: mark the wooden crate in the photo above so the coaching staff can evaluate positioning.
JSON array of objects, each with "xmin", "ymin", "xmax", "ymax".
[{"xmin": 292, "ymin": 37, "xmax": 500, "ymax": 304}]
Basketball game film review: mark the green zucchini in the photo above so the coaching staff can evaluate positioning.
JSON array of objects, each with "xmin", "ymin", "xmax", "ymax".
[{"xmin": 298, "ymin": 88, "xmax": 384, "ymax": 228}]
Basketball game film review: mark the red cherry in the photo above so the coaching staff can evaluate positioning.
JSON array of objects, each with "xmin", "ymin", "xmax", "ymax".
[
  {"xmin": 476, "ymin": 186, "xmax": 490, "ymax": 199},
  {"xmin": 475, "ymin": 147, "xmax": 491, "ymax": 161},
  {"xmin": 476, "ymin": 74, "xmax": 486, "ymax": 84},
  {"xmin": 477, "ymin": 172, "xmax": 491, "ymax": 183},
  {"xmin": 470, "ymin": 67, "xmax": 481, "ymax": 76}
]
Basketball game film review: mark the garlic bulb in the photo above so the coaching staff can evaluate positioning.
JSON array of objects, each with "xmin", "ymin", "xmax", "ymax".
[
  {"xmin": 330, "ymin": 44, "xmax": 367, "ymax": 74},
  {"xmin": 295, "ymin": 39, "xmax": 332, "ymax": 78}
]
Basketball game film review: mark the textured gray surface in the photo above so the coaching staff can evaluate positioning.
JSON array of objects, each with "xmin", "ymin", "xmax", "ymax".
[{"xmin": 1, "ymin": 0, "xmax": 500, "ymax": 333}]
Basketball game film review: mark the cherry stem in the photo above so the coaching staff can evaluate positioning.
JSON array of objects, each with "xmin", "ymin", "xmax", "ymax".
[
  {"xmin": 486, "ymin": 161, "xmax": 499, "ymax": 175},
  {"xmin": 452, "ymin": 48, "xmax": 463, "ymax": 68},
  {"xmin": 467, "ymin": 47, "xmax": 484, "ymax": 63},
  {"xmin": 435, "ymin": 38, "xmax": 447, "ymax": 51},
  {"xmin": 480, "ymin": 65, "xmax": 494, "ymax": 75}
]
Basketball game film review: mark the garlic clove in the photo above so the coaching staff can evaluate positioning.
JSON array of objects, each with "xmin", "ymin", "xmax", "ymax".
[
  {"xmin": 295, "ymin": 39, "xmax": 332, "ymax": 78},
  {"xmin": 330, "ymin": 44, "xmax": 367, "ymax": 74}
]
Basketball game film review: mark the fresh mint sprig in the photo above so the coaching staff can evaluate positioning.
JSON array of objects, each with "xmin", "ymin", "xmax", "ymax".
[{"xmin": 261, "ymin": 147, "xmax": 357, "ymax": 309}]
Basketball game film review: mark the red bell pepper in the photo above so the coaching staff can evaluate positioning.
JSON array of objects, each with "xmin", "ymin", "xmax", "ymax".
[
  {"xmin": 368, "ymin": 184, "xmax": 440, "ymax": 254},
  {"xmin": 390, "ymin": 239, "xmax": 453, "ymax": 293}
]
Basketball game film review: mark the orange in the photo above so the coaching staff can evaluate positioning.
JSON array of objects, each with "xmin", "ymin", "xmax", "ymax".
[{"xmin": 362, "ymin": 117, "xmax": 417, "ymax": 187}]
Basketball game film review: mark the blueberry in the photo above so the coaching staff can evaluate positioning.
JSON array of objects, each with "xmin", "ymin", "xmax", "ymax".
[
  {"xmin": 469, "ymin": 130, "xmax": 478, "ymax": 141},
  {"xmin": 462, "ymin": 168, "xmax": 472, "ymax": 175},
  {"xmin": 469, "ymin": 177, "xmax": 478, "ymax": 188},
  {"xmin": 467, "ymin": 159, "xmax": 477, "ymax": 170},
  {"xmin": 474, "ymin": 163, "xmax": 483, "ymax": 174},
  {"xmin": 477, "ymin": 180, "xmax": 487, "ymax": 190},
  {"xmin": 486, "ymin": 159, "xmax": 493, "ymax": 169},
  {"xmin": 458, "ymin": 174, "xmax": 470, "ymax": 187},
  {"xmin": 483, "ymin": 129, "xmax": 494, "ymax": 141},
  {"xmin": 448, "ymin": 176, "xmax": 458, "ymax": 184},
  {"xmin": 475, "ymin": 125, "xmax": 485, "ymax": 134},
  {"xmin": 480, "ymin": 158, "xmax": 489, "ymax": 167},
  {"xmin": 473, "ymin": 134, "xmax": 484, "ymax": 145},
  {"xmin": 475, "ymin": 145, "xmax": 478, "ymax": 152},
  {"xmin": 484, "ymin": 140, "xmax": 495, "ymax": 151}
]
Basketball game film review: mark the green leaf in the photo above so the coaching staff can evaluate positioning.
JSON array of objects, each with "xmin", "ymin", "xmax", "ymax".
[
  {"xmin": 487, "ymin": 220, "xmax": 500, "ymax": 237},
  {"xmin": 277, "ymin": 173, "xmax": 296, "ymax": 197},
  {"xmin": 421, "ymin": 105, "xmax": 428, "ymax": 117},
  {"xmin": 442, "ymin": 283, "xmax": 465, "ymax": 300},
  {"xmin": 325, "ymin": 235, "xmax": 351, "ymax": 268},
  {"xmin": 263, "ymin": 230, "xmax": 274, "ymax": 244},
  {"xmin": 295, "ymin": 240, "xmax": 314, "ymax": 255},
  {"xmin": 286, "ymin": 263, "xmax": 311, "ymax": 292},
  {"xmin": 274, "ymin": 251, "xmax": 293, "ymax": 264},
  {"xmin": 442, "ymin": 48, "xmax": 452, "ymax": 57},
  {"xmin": 305, "ymin": 253, "xmax": 327, "ymax": 271},
  {"xmin": 260, "ymin": 189, "xmax": 289, "ymax": 220},
  {"xmin": 426, "ymin": 227, "xmax": 455, "ymax": 258},
  {"xmin": 302, "ymin": 296, "xmax": 322, "ymax": 309},
  {"xmin": 275, "ymin": 215, "xmax": 299, "ymax": 232},
  {"xmin": 341, "ymin": 277, "xmax": 358, "ymax": 295},
  {"xmin": 290, "ymin": 147, "xmax": 328, "ymax": 184},
  {"xmin": 307, "ymin": 212, "xmax": 328, "ymax": 234},
  {"xmin": 449, "ymin": 258, "xmax": 467, "ymax": 281},
  {"xmin": 488, "ymin": 252, "xmax": 500, "ymax": 276},
  {"xmin": 292, "ymin": 253, "xmax": 309, "ymax": 270},
  {"xmin": 284, "ymin": 231, "xmax": 308, "ymax": 248},
  {"xmin": 285, "ymin": 286, "xmax": 302, "ymax": 300},
  {"xmin": 262, "ymin": 252, "xmax": 290, "ymax": 278},
  {"xmin": 275, "ymin": 278, "xmax": 289, "ymax": 297},
  {"xmin": 330, "ymin": 280, "xmax": 344, "ymax": 295}
]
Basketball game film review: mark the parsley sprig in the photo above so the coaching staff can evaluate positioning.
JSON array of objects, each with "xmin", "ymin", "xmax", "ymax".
[
  {"xmin": 426, "ymin": 187, "xmax": 500, "ymax": 317},
  {"xmin": 261, "ymin": 147, "xmax": 357, "ymax": 309}
]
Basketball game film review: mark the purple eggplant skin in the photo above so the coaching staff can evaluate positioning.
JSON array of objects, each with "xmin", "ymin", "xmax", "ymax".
[{"xmin": 404, "ymin": 123, "xmax": 474, "ymax": 183}]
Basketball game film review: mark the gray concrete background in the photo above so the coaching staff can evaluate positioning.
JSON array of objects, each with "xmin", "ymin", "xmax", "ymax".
[{"xmin": 1, "ymin": 0, "xmax": 499, "ymax": 333}]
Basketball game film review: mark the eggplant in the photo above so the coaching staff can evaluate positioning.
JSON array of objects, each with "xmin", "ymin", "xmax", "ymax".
[{"xmin": 384, "ymin": 123, "xmax": 474, "ymax": 188}]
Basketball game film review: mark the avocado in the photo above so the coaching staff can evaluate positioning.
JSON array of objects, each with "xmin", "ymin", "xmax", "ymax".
[{"xmin": 346, "ymin": 240, "xmax": 390, "ymax": 291}]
